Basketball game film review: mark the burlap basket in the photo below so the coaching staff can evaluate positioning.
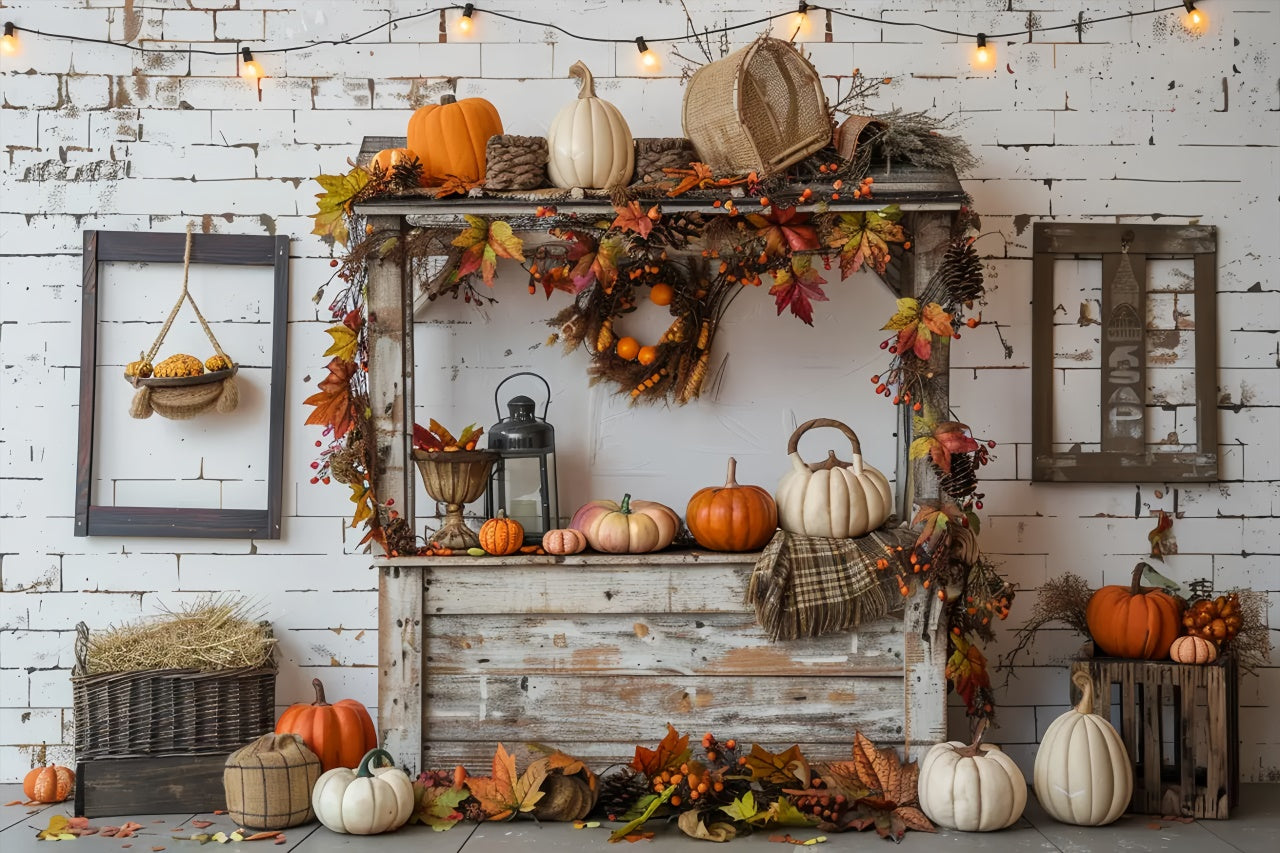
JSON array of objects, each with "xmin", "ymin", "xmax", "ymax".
[
  {"xmin": 833, "ymin": 115, "xmax": 888, "ymax": 164},
  {"xmin": 224, "ymin": 733, "xmax": 322, "ymax": 830},
  {"xmin": 682, "ymin": 37, "xmax": 832, "ymax": 176}
]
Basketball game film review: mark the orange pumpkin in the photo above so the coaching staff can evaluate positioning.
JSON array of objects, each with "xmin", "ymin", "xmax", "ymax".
[
  {"xmin": 24, "ymin": 763, "xmax": 74, "ymax": 803},
  {"xmin": 480, "ymin": 511, "xmax": 524, "ymax": 555},
  {"xmin": 685, "ymin": 457, "xmax": 778, "ymax": 552},
  {"xmin": 542, "ymin": 527, "xmax": 587, "ymax": 556},
  {"xmin": 406, "ymin": 94, "xmax": 503, "ymax": 186},
  {"xmin": 369, "ymin": 147, "xmax": 420, "ymax": 177},
  {"xmin": 1085, "ymin": 562, "xmax": 1183, "ymax": 659},
  {"xmin": 274, "ymin": 678, "xmax": 377, "ymax": 773},
  {"xmin": 1169, "ymin": 635, "xmax": 1218, "ymax": 664}
]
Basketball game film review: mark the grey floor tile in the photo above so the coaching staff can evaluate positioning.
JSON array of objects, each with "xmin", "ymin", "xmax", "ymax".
[
  {"xmin": 0, "ymin": 784, "xmax": 59, "ymax": 832},
  {"xmin": 1023, "ymin": 793, "xmax": 1243, "ymax": 853},
  {"xmin": 1197, "ymin": 786, "xmax": 1280, "ymax": 853},
  {"xmin": 300, "ymin": 822, "xmax": 475, "ymax": 852}
]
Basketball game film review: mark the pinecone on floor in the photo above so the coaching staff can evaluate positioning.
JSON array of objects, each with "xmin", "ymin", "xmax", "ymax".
[{"xmin": 594, "ymin": 767, "xmax": 649, "ymax": 820}]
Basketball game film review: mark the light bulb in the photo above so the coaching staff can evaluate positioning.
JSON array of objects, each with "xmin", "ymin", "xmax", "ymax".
[
  {"xmin": 457, "ymin": 3, "xmax": 474, "ymax": 36},
  {"xmin": 240, "ymin": 47, "xmax": 263, "ymax": 79},
  {"xmin": 1182, "ymin": 1, "xmax": 1207, "ymax": 32},
  {"xmin": 1, "ymin": 22, "xmax": 17, "ymax": 55},
  {"xmin": 636, "ymin": 37, "xmax": 659, "ymax": 72},
  {"xmin": 973, "ymin": 33, "xmax": 994, "ymax": 70}
]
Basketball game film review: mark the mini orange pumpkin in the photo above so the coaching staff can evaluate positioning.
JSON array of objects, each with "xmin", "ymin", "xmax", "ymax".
[
  {"xmin": 685, "ymin": 456, "xmax": 778, "ymax": 552},
  {"xmin": 480, "ymin": 511, "xmax": 524, "ymax": 555},
  {"xmin": 542, "ymin": 527, "xmax": 587, "ymax": 556},
  {"xmin": 406, "ymin": 94, "xmax": 503, "ymax": 186},
  {"xmin": 1169, "ymin": 634, "xmax": 1218, "ymax": 664},
  {"xmin": 24, "ymin": 763, "xmax": 74, "ymax": 803},
  {"xmin": 1085, "ymin": 562, "xmax": 1183, "ymax": 660},
  {"xmin": 274, "ymin": 678, "xmax": 377, "ymax": 773},
  {"xmin": 369, "ymin": 147, "xmax": 420, "ymax": 177}
]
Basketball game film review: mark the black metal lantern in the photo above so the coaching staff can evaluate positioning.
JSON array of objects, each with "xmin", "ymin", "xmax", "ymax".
[{"xmin": 486, "ymin": 372, "xmax": 558, "ymax": 543}]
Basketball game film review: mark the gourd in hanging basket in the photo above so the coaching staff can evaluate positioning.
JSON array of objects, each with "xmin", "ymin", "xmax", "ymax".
[
  {"xmin": 312, "ymin": 748, "xmax": 414, "ymax": 835},
  {"xmin": 24, "ymin": 763, "xmax": 75, "ymax": 804},
  {"xmin": 406, "ymin": 94, "xmax": 503, "ymax": 186},
  {"xmin": 917, "ymin": 720, "xmax": 1026, "ymax": 832},
  {"xmin": 1032, "ymin": 670, "xmax": 1132, "ymax": 826},
  {"xmin": 546, "ymin": 61, "xmax": 635, "ymax": 190},
  {"xmin": 570, "ymin": 494, "xmax": 680, "ymax": 554},
  {"xmin": 775, "ymin": 419, "xmax": 893, "ymax": 539},
  {"xmin": 1084, "ymin": 562, "xmax": 1182, "ymax": 659},
  {"xmin": 274, "ymin": 677, "xmax": 377, "ymax": 773},
  {"xmin": 686, "ymin": 457, "xmax": 778, "ymax": 552}
]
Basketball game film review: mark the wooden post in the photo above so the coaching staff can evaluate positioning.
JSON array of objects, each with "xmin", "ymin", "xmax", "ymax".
[
  {"xmin": 367, "ymin": 213, "xmax": 424, "ymax": 772},
  {"xmin": 899, "ymin": 210, "xmax": 954, "ymax": 757}
]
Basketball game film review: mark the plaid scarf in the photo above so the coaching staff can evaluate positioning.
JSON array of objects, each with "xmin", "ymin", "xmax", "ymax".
[{"xmin": 746, "ymin": 527, "xmax": 916, "ymax": 641}]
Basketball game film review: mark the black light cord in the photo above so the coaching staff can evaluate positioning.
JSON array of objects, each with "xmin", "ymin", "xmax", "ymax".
[{"xmin": 1, "ymin": 2, "xmax": 1206, "ymax": 59}]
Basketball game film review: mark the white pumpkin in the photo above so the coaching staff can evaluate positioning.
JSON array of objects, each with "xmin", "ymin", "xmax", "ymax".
[
  {"xmin": 775, "ymin": 419, "xmax": 892, "ymax": 538},
  {"xmin": 918, "ymin": 721, "xmax": 1027, "ymax": 832},
  {"xmin": 312, "ymin": 748, "xmax": 414, "ymax": 835},
  {"xmin": 1032, "ymin": 670, "xmax": 1133, "ymax": 826},
  {"xmin": 546, "ymin": 60, "xmax": 635, "ymax": 189}
]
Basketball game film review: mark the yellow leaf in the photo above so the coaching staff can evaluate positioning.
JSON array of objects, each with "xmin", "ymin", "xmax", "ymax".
[
  {"xmin": 322, "ymin": 324, "xmax": 358, "ymax": 362},
  {"xmin": 310, "ymin": 169, "xmax": 370, "ymax": 248},
  {"xmin": 881, "ymin": 297, "xmax": 920, "ymax": 331}
]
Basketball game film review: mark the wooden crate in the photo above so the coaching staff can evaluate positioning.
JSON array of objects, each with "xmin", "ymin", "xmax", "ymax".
[
  {"xmin": 378, "ymin": 552, "xmax": 949, "ymax": 772},
  {"xmin": 1070, "ymin": 656, "xmax": 1238, "ymax": 819},
  {"xmin": 75, "ymin": 754, "xmax": 228, "ymax": 818}
]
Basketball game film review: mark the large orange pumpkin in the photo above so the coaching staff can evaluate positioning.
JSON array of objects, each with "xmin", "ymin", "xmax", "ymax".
[
  {"xmin": 686, "ymin": 457, "xmax": 778, "ymax": 552},
  {"xmin": 1085, "ymin": 562, "xmax": 1183, "ymax": 659},
  {"xmin": 274, "ymin": 678, "xmax": 377, "ymax": 773},
  {"xmin": 406, "ymin": 94, "xmax": 503, "ymax": 186},
  {"xmin": 24, "ymin": 763, "xmax": 74, "ymax": 803}
]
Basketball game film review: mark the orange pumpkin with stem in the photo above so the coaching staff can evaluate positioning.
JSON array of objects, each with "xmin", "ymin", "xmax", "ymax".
[
  {"xmin": 685, "ymin": 457, "xmax": 778, "ymax": 552},
  {"xmin": 274, "ymin": 678, "xmax": 377, "ymax": 772},
  {"xmin": 479, "ymin": 510, "xmax": 524, "ymax": 555},
  {"xmin": 24, "ymin": 763, "xmax": 74, "ymax": 803},
  {"xmin": 1085, "ymin": 562, "xmax": 1183, "ymax": 659},
  {"xmin": 406, "ymin": 94, "xmax": 503, "ymax": 186}
]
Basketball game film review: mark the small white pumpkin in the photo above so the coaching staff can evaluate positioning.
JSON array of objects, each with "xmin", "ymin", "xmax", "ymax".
[
  {"xmin": 1032, "ymin": 670, "xmax": 1133, "ymax": 826},
  {"xmin": 546, "ymin": 60, "xmax": 635, "ymax": 189},
  {"xmin": 312, "ymin": 748, "xmax": 414, "ymax": 835},
  {"xmin": 775, "ymin": 419, "xmax": 893, "ymax": 538},
  {"xmin": 918, "ymin": 720, "xmax": 1027, "ymax": 832},
  {"xmin": 1169, "ymin": 634, "xmax": 1218, "ymax": 664}
]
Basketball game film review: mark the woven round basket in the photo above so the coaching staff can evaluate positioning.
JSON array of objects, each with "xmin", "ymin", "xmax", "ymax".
[
  {"xmin": 128, "ymin": 367, "xmax": 239, "ymax": 420},
  {"xmin": 485, "ymin": 134, "xmax": 548, "ymax": 190},
  {"xmin": 833, "ymin": 115, "xmax": 887, "ymax": 164},
  {"xmin": 682, "ymin": 37, "xmax": 832, "ymax": 176},
  {"xmin": 633, "ymin": 137, "xmax": 698, "ymax": 184}
]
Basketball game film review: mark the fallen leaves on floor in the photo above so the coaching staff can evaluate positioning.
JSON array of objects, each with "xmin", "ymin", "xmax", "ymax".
[{"xmin": 768, "ymin": 834, "xmax": 828, "ymax": 846}]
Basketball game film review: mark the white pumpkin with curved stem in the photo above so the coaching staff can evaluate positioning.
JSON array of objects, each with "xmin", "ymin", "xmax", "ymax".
[
  {"xmin": 546, "ymin": 61, "xmax": 635, "ymax": 189},
  {"xmin": 1032, "ymin": 670, "xmax": 1133, "ymax": 826},
  {"xmin": 918, "ymin": 721, "xmax": 1027, "ymax": 832},
  {"xmin": 312, "ymin": 748, "xmax": 414, "ymax": 835},
  {"xmin": 775, "ymin": 418, "xmax": 893, "ymax": 538}
]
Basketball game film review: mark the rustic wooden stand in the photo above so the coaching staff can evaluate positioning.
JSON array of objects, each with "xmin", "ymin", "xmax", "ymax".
[
  {"xmin": 356, "ymin": 142, "xmax": 967, "ymax": 771},
  {"xmin": 1071, "ymin": 657, "xmax": 1239, "ymax": 819}
]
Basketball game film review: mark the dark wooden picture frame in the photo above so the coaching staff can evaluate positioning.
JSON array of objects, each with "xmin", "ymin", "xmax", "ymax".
[
  {"xmin": 75, "ymin": 230, "xmax": 290, "ymax": 538},
  {"xmin": 1031, "ymin": 223, "xmax": 1217, "ymax": 483}
]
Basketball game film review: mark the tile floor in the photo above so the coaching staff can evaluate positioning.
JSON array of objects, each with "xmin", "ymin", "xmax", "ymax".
[{"xmin": 1, "ymin": 783, "xmax": 1275, "ymax": 852}]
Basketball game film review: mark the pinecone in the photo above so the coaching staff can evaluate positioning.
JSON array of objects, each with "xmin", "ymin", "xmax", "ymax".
[
  {"xmin": 938, "ymin": 452, "xmax": 978, "ymax": 501},
  {"xmin": 383, "ymin": 516, "xmax": 417, "ymax": 556},
  {"xmin": 485, "ymin": 135, "xmax": 548, "ymax": 190},
  {"xmin": 634, "ymin": 137, "xmax": 698, "ymax": 185},
  {"xmin": 328, "ymin": 447, "xmax": 361, "ymax": 485},
  {"xmin": 390, "ymin": 157, "xmax": 425, "ymax": 191},
  {"xmin": 649, "ymin": 211, "xmax": 706, "ymax": 249},
  {"xmin": 594, "ymin": 767, "xmax": 649, "ymax": 820},
  {"xmin": 940, "ymin": 238, "xmax": 984, "ymax": 308}
]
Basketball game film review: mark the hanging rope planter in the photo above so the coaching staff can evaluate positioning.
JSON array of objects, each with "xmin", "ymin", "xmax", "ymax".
[{"xmin": 124, "ymin": 223, "xmax": 239, "ymax": 420}]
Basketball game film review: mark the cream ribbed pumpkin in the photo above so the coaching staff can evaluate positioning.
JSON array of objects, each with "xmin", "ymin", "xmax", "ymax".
[
  {"xmin": 918, "ymin": 721, "xmax": 1027, "ymax": 832},
  {"xmin": 546, "ymin": 61, "xmax": 635, "ymax": 189},
  {"xmin": 312, "ymin": 748, "xmax": 414, "ymax": 835},
  {"xmin": 775, "ymin": 419, "xmax": 892, "ymax": 539},
  {"xmin": 1032, "ymin": 670, "xmax": 1132, "ymax": 826}
]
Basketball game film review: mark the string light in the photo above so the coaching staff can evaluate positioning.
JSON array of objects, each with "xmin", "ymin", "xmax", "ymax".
[
  {"xmin": 973, "ymin": 32, "xmax": 994, "ymax": 70},
  {"xmin": 636, "ymin": 36, "xmax": 658, "ymax": 70},
  {"xmin": 1182, "ymin": 1, "xmax": 1206, "ymax": 32},
  {"xmin": 457, "ymin": 3, "xmax": 475, "ymax": 35},
  {"xmin": 0, "ymin": 3, "xmax": 1212, "ymax": 74},
  {"xmin": 239, "ymin": 47, "xmax": 263, "ymax": 79}
]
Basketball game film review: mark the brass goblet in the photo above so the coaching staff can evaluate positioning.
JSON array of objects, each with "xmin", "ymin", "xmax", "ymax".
[{"xmin": 413, "ymin": 449, "xmax": 499, "ymax": 550}]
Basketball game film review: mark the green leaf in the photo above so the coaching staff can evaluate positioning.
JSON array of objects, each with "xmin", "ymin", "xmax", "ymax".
[
  {"xmin": 413, "ymin": 785, "xmax": 470, "ymax": 831},
  {"xmin": 765, "ymin": 797, "xmax": 819, "ymax": 827},
  {"xmin": 608, "ymin": 784, "xmax": 674, "ymax": 842},
  {"xmin": 720, "ymin": 792, "xmax": 759, "ymax": 823},
  {"xmin": 310, "ymin": 169, "xmax": 370, "ymax": 247}
]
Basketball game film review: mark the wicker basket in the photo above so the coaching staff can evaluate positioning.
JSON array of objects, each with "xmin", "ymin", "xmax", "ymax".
[
  {"xmin": 682, "ymin": 37, "xmax": 832, "ymax": 176},
  {"xmin": 72, "ymin": 622, "xmax": 276, "ymax": 760}
]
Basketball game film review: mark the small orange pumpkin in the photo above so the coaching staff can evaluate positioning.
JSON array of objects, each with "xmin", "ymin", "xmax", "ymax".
[
  {"xmin": 542, "ymin": 527, "xmax": 587, "ymax": 556},
  {"xmin": 24, "ymin": 763, "xmax": 75, "ymax": 803},
  {"xmin": 369, "ymin": 147, "xmax": 420, "ymax": 177},
  {"xmin": 1085, "ymin": 562, "xmax": 1183, "ymax": 659},
  {"xmin": 274, "ymin": 678, "xmax": 377, "ymax": 773},
  {"xmin": 406, "ymin": 94, "xmax": 503, "ymax": 186},
  {"xmin": 1169, "ymin": 634, "xmax": 1218, "ymax": 664},
  {"xmin": 480, "ymin": 511, "xmax": 524, "ymax": 556},
  {"xmin": 685, "ymin": 456, "xmax": 778, "ymax": 552}
]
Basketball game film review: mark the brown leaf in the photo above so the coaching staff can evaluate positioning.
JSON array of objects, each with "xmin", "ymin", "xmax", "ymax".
[
  {"xmin": 190, "ymin": 820, "xmax": 214, "ymax": 829},
  {"xmin": 465, "ymin": 743, "xmax": 547, "ymax": 820},
  {"xmin": 894, "ymin": 805, "xmax": 933, "ymax": 833},
  {"xmin": 851, "ymin": 732, "xmax": 880, "ymax": 791},
  {"xmin": 744, "ymin": 744, "xmax": 811, "ymax": 788},
  {"xmin": 630, "ymin": 724, "xmax": 692, "ymax": 778}
]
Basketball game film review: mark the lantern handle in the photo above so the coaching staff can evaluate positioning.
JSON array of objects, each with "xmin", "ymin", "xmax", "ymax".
[{"xmin": 493, "ymin": 371, "xmax": 552, "ymax": 421}]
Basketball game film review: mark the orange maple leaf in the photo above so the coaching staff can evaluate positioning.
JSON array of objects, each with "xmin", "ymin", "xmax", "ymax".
[
  {"xmin": 612, "ymin": 201, "xmax": 655, "ymax": 238},
  {"xmin": 303, "ymin": 357, "xmax": 356, "ymax": 440},
  {"xmin": 663, "ymin": 162, "xmax": 716, "ymax": 197},
  {"xmin": 465, "ymin": 743, "xmax": 548, "ymax": 821},
  {"xmin": 435, "ymin": 174, "xmax": 481, "ymax": 198},
  {"xmin": 630, "ymin": 724, "xmax": 692, "ymax": 778}
]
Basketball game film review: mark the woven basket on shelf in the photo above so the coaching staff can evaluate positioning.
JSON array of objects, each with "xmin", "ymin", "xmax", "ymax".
[
  {"xmin": 633, "ymin": 137, "xmax": 698, "ymax": 184},
  {"xmin": 682, "ymin": 37, "xmax": 832, "ymax": 177},
  {"xmin": 485, "ymin": 134, "xmax": 548, "ymax": 190},
  {"xmin": 71, "ymin": 621, "xmax": 276, "ymax": 760}
]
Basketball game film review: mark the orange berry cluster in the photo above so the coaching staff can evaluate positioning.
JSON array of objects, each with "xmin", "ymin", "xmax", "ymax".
[{"xmin": 1183, "ymin": 594, "xmax": 1242, "ymax": 643}]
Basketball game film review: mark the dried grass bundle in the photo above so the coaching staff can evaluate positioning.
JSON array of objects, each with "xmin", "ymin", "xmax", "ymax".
[
  {"xmin": 1225, "ymin": 588, "xmax": 1273, "ymax": 675},
  {"xmin": 871, "ymin": 109, "xmax": 979, "ymax": 175},
  {"xmin": 86, "ymin": 595, "xmax": 275, "ymax": 674},
  {"xmin": 998, "ymin": 572, "xmax": 1094, "ymax": 677}
]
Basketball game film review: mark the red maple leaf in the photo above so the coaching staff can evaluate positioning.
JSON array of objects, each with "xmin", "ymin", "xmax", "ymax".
[
  {"xmin": 768, "ymin": 257, "xmax": 829, "ymax": 326},
  {"xmin": 303, "ymin": 357, "xmax": 356, "ymax": 440},
  {"xmin": 746, "ymin": 206, "xmax": 820, "ymax": 258}
]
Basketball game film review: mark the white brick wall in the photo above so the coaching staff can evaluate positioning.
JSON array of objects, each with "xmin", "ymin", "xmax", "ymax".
[{"xmin": 1, "ymin": 0, "xmax": 1277, "ymax": 783}]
